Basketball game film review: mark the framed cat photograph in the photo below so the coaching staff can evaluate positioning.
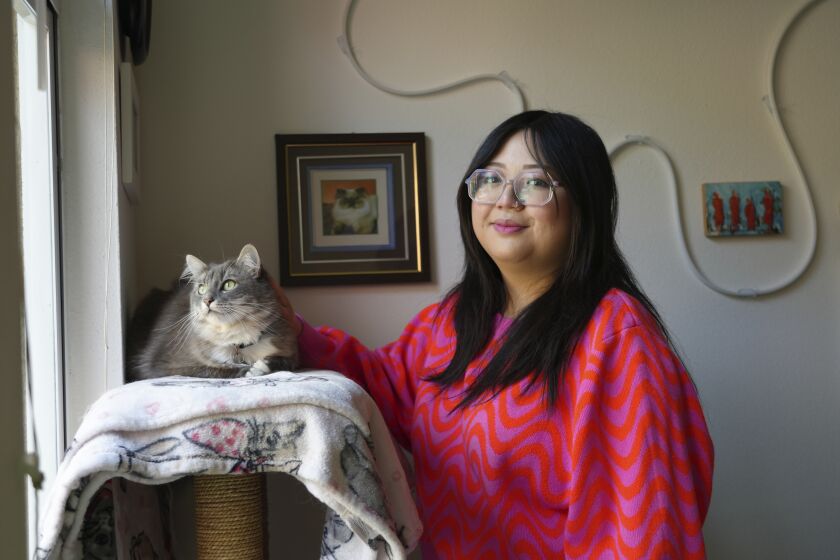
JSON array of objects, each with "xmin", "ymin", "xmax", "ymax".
[{"xmin": 275, "ymin": 132, "xmax": 430, "ymax": 285}]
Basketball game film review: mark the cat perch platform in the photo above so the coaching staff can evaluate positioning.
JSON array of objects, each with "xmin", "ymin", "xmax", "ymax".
[{"xmin": 36, "ymin": 371, "xmax": 422, "ymax": 560}]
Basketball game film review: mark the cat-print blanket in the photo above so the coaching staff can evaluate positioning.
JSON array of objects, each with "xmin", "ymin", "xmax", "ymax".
[{"xmin": 37, "ymin": 370, "xmax": 422, "ymax": 560}]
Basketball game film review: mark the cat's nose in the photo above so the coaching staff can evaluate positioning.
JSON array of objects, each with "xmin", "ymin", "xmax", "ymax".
[{"xmin": 203, "ymin": 297, "xmax": 214, "ymax": 307}]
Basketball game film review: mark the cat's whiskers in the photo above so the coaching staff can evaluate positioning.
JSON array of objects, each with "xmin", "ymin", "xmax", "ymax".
[
  {"xmin": 228, "ymin": 311, "xmax": 252, "ymax": 346},
  {"xmin": 157, "ymin": 312, "xmax": 200, "ymax": 358},
  {"xmin": 169, "ymin": 308, "xmax": 201, "ymax": 357},
  {"xmin": 154, "ymin": 311, "xmax": 194, "ymax": 333},
  {"xmin": 235, "ymin": 301, "xmax": 280, "ymax": 313},
  {"xmin": 224, "ymin": 307, "xmax": 274, "ymax": 334},
  {"xmin": 223, "ymin": 303, "xmax": 279, "ymax": 325},
  {"xmin": 234, "ymin": 305, "xmax": 281, "ymax": 325}
]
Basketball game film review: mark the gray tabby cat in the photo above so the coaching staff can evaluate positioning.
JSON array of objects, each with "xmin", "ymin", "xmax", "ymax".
[{"xmin": 127, "ymin": 244, "xmax": 298, "ymax": 381}]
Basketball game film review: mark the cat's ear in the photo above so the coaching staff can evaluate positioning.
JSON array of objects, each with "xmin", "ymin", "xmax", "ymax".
[
  {"xmin": 183, "ymin": 254, "xmax": 208, "ymax": 280},
  {"xmin": 236, "ymin": 244, "xmax": 261, "ymax": 277}
]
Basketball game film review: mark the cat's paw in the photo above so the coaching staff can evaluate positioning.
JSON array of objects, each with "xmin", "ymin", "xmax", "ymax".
[{"xmin": 244, "ymin": 360, "xmax": 271, "ymax": 377}]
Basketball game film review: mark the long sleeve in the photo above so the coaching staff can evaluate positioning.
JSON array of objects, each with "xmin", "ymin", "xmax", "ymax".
[
  {"xmin": 297, "ymin": 303, "xmax": 444, "ymax": 449},
  {"xmin": 564, "ymin": 323, "xmax": 714, "ymax": 559},
  {"xmin": 294, "ymin": 290, "xmax": 713, "ymax": 558}
]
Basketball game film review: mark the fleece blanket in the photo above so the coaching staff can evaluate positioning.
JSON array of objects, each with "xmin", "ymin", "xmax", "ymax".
[{"xmin": 36, "ymin": 370, "xmax": 422, "ymax": 559}]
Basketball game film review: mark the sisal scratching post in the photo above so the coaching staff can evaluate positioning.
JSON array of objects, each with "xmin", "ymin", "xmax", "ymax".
[{"xmin": 194, "ymin": 473, "xmax": 267, "ymax": 559}]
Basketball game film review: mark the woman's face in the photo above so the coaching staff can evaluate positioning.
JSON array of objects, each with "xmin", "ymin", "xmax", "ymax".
[{"xmin": 471, "ymin": 131, "xmax": 572, "ymax": 284}]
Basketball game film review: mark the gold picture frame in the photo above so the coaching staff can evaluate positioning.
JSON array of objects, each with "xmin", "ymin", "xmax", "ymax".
[{"xmin": 275, "ymin": 132, "xmax": 430, "ymax": 286}]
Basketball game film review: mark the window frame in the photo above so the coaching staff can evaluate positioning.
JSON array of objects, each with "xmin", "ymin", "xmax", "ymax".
[
  {"xmin": 15, "ymin": 0, "xmax": 130, "ymax": 554},
  {"xmin": 14, "ymin": 0, "xmax": 64, "ymax": 556}
]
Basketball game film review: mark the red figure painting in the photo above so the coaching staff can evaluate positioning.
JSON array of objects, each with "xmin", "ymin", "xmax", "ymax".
[
  {"xmin": 763, "ymin": 188, "xmax": 774, "ymax": 229},
  {"xmin": 729, "ymin": 191, "xmax": 741, "ymax": 232},
  {"xmin": 745, "ymin": 197, "xmax": 756, "ymax": 231},
  {"xmin": 712, "ymin": 192, "xmax": 724, "ymax": 232}
]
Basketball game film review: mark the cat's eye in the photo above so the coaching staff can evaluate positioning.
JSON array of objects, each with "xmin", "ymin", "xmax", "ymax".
[
  {"xmin": 222, "ymin": 279, "xmax": 237, "ymax": 291},
  {"xmin": 197, "ymin": 284, "xmax": 208, "ymax": 295}
]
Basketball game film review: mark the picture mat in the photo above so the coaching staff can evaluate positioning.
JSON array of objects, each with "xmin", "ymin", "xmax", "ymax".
[{"xmin": 293, "ymin": 153, "xmax": 412, "ymax": 266}]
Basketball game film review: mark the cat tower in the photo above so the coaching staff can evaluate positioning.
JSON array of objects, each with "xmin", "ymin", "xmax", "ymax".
[{"xmin": 36, "ymin": 371, "xmax": 422, "ymax": 559}]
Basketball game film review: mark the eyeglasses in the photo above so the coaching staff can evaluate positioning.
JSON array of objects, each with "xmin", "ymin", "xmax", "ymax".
[{"xmin": 465, "ymin": 168, "xmax": 561, "ymax": 207}]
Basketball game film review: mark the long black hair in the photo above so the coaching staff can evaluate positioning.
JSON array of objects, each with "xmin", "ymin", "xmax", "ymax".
[{"xmin": 426, "ymin": 110, "xmax": 674, "ymax": 409}]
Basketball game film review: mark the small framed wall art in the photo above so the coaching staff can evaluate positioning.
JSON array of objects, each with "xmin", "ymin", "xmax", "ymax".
[
  {"xmin": 702, "ymin": 181, "xmax": 783, "ymax": 237},
  {"xmin": 275, "ymin": 132, "xmax": 430, "ymax": 286}
]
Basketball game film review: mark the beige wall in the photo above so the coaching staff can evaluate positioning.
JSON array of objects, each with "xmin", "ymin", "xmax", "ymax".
[
  {"xmin": 0, "ymin": 2, "xmax": 27, "ymax": 557},
  {"xmin": 135, "ymin": 1, "xmax": 840, "ymax": 557}
]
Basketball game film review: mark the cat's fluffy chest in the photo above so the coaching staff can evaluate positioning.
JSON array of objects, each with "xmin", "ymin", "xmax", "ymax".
[{"xmin": 195, "ymin": 316, "xmax": 278, "ymax": 365}]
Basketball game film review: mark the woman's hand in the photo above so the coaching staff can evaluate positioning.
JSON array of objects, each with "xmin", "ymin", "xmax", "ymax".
[{"xmin": 267, "ymin": 272, "xmax": 302, "ymax": 337}]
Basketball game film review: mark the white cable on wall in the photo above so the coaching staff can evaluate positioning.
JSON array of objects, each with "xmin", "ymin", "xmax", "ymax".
[
  {"xmin": 337, "ymin": 0, "xmax": 823, "ymax": 298},
  {"xmin": 609, "ymin": 0, "xmax": 822, "ymax": 298},
  {"xmin": 337, "ymin": 0, "xmax": 527, "ymax": 112},
  {"xmin": 609, "ymin": 135, "xmax": 768, "ymax": 298}
]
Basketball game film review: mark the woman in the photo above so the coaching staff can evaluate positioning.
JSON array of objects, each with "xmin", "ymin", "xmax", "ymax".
[{"xmin": 279, "ymin": 111, "xmax": 714, "ymax": 558}]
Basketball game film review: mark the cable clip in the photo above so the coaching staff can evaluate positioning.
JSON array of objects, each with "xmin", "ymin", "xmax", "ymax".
[
  {"xmin": 23, "ymin": 452, "xmax": 44, "ymax": 490},
  {"xmin": 736, "ymin": 288, "xmax": 760, "ymax": 298},
  {"xmin": 761, "ymin": 94, "xmax": 776, "ymax": 116},
  {"xmin": 336, "ymin": 35, "xmax": 351, "ymax": 57},
  {"xmin": 497, "ymin": 71, "xmax": 517, "ymax": 92},
  {"xmin": 625, "ymin": 134, "xmax": 649, "ymax": 144}
]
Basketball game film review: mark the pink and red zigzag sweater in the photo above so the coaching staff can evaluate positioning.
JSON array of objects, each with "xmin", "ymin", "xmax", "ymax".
[{"xmin": 298, "ymin": 289, "xmax": 714, "ymax": 559}]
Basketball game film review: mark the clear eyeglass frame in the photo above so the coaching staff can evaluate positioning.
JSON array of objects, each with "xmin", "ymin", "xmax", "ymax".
[{"xmin": 465, "ymin": 168, "xmax": 562, "ymax": 207}]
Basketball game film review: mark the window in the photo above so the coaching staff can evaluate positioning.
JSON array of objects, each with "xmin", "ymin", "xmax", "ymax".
[
  {"xmin": 15, "ymin": 0, "xmax": 133, "ymax": 553},
  {"xmin": 14, "ymin": 0, "xmax": 63, "ymax": 555}
]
